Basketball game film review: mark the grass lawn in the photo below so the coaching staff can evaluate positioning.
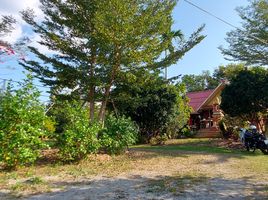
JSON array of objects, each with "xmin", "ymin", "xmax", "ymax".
[{"xmin": 0, "ymin": 138, "xmax": 267, "ymax": 199}]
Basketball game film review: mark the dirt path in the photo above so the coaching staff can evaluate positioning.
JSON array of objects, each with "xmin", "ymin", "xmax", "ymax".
[
  {"xmin": 22, "ymin": 150, "xmax": 268, "ymax": 200},
  {"xmin": 24, "ymin": 174, "xmax": 267, "ymax": 200},
  {"xmin": 1, "ymin": 140, "xmax": 268, "ymax": 200}
]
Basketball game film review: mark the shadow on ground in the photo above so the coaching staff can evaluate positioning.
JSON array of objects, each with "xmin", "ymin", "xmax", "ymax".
[
  {"xmin": 131, "ymin": 138, "xmax": 267, "ymax": 164},
  {"xmin": 1, "ymin": 174, "xmax": 266, "ymax": 200}
]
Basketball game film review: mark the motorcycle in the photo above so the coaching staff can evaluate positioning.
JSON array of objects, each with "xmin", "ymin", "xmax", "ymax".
[{"xmin": 240, "ymin": 128, "xmax": 268, "ymax": 155}]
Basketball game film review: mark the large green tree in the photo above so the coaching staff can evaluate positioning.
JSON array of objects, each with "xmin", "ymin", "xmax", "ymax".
[
  {"xmin": 109, "ymin": 70, "xmax": 190, "ymax": 141},
  {"xmin": 221, "ymin": 67, "xmax": 268, "ymax": 130},
  {"xmin": 220, "ymin": 0, "xmax": 268, "ymax": 66},
  {"xmin": 20, "ymin": 0, "xmax": 205, "ymax": 122}
]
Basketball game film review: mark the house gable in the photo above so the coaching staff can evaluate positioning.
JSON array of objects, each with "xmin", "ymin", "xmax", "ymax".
[
  {"xmin": 187, "ymin": 82, "xmax": 225, "ymax": 113},
  {"xmin": 187, "ymin": 90, "xmax": 214, "ymax": 113},
  {"xmin": 198, "ymin": 83, "xmax": 225, "ymax": 111}
]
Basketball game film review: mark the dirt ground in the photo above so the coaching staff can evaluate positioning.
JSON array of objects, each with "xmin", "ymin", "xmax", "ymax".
[
  {"xmin": 25, "ymin": 174, "xmax": 267, "ymax": 200},
  {"xmin": 1, "ymin": 139, "xmax": 268, "ymax": 200}
]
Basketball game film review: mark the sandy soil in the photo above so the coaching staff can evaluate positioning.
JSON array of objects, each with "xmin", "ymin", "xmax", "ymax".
[
  {"xmin": 1, "ymin": 139, "xmax": 267, "ymax": 200},
  {"xmin": 21, "ymin": 151, "xmax": 268, "ymax": 200},
  {"xmin": 23, "ymin": 175, "xmax": 267, "ymax": 200}
]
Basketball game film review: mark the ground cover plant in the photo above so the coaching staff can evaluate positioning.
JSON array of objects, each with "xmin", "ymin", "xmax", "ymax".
[{"xmin": 0, "ymin": 138, "xmax": 267, "ymax": 199}]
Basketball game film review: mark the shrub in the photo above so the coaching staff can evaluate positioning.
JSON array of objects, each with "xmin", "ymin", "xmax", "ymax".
[
  {"xmin": 219, "ymin": 116, "xmax": 247, "ymax": 139},
  {"xmin": 218, "ymin": 119, "xmax": 229, "ymax": 139},
  {"xmin": 99, "ymin": 115, "xmax": 138, "ymax": 155},
  {"xmin": 109, "ymin": 70, "xmax": 190, "ymax": 143},
  {"xmin": 181, "ymin": 126, "xmax": 196, "ymax": 138},
  {"xmin": 149, "ymin": 134, "xmax": 168, "ymax": 145},
  {"xmin": 54, "ymin": 101, "xmax": 101, "ymax": 161},
  {"xmin": 43, "ymin": 118, "xmax": 56, "ymax": 137},
  {"xmin": 0, "ymin": 75, "xmax": 48, "ymax": 169},
  {"xmin": 46, "ymin": 101, "xmax": 71, "ymax": 134}
]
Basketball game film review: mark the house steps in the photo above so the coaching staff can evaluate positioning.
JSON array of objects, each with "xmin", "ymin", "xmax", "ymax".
[{"xmin": 195, "ymin": 129, "xmax": 221, "ymax": 138}]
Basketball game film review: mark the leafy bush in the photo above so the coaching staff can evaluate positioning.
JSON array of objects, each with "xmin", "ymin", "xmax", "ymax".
[
  {"xmin": 43, "ymin": 118, "xmax": 56, "ymax": 136},
  {"xmin": 46, "ymin": 100, "xmax": 71, "ymax": 134},
  {"xmin": 0, "ymin": 75, "xmax": 48, "ymax": 169},
  {"xmin": 54, "ymin": 101, "xmax": 101, "ymax": 161},
  {"xmin": 218, "ymin": 119, "xmax": 228, "ymax": 139},
  {"xmin": 99, "ymin": 115, "xmax": 138, "ymax": 154},
  {"xmin": 149, "ymin": 134, "xmax": 168, "ymax": 145},
  {"xmin": 109, "ymin": 70, "xmax": 190, "ymax": 143},
  {"xmin": 181, "ymin": 126, "xmax": 196, "ymax": 138},
  {"xmin": 219, "ymin": 116, "xmax": 248, "ymax": 139}
]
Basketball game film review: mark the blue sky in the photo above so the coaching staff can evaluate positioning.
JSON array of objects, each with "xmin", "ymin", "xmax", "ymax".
[
  {"xmin": 168, "ymin": 0, "xmax": 249, "ymax": 78},
  {"xmin": 0, "ymin": 0, "xmax": 250, "ymax": 101}
]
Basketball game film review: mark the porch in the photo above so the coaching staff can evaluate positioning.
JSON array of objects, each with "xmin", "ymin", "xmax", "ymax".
[{"xmin": 189, "ymin": 106, "xmax": 222, "ymax": 138}]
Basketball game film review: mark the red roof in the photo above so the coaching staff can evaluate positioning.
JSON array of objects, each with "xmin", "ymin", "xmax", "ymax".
[{"xmin": 187, "ymin": 89, "xmax": 214, "ymax": 112}]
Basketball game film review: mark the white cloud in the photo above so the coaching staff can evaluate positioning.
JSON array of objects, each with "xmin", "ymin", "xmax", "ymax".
[
  {"xmin": 1, "ymin": 23, "xmax": 23, "ymax": 43},
  {"xmin": 0, "ymin": 0, "xmax": 42, "ymax": 18},
  {"xmin": 0, "ymin": 0, "xmax": 44, "ymax": 43},
  {"xmin": 30, "ymin": 33, "xmax": 56, "ymax": 55}
]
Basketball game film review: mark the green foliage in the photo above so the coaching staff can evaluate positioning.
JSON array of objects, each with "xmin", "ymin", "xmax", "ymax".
[
  {"xmin": 0, "ymin": 75, "xmax": 48, "ymax": 169},
  {"xmin": 181, "ymin": 63, "xmax": 254, "ymax": 92},
  {"xmin": 47, "ymin": 100, "xmax": 73, "ymax": 134},
  {"xmin": 220, "ymin": 0, "xmax": 268, "ymax": 66},
  {"xmin": 149, "ymin": 134, "xmax": 168, "ymax": 146},
  {"xmin": 110, "ymin": 70, "xmax": 190, "ymax": 142},
  {"xmin": 54, "ymin": 101, "xmax": 101, "ymax": 161},
  {"xmin": 213, "ymin": 63, "xmax": 245, "ymax": 81},
  {"xmin": 221, "ymin": 67, "xmax": 268, "ymax": 130},
  {"xmin": 181, "ymin": 127, "xmax": 196, "ymax": 138},
  {"xmin": 99, "ymin": 115, "xmax": 138, "ymax": 155},
  {"xmin": 43, "ymin": 118, "xmax": 56, "ymax": 136},
  {"xmin": 219, "ymin": 117, "xmax": 247, "ymax": 140},
  {"xmin": 166, "ymin": 83, "xmax": 192, "ymax": 139},
  {"xmin": 181, "ymin": 70, "xmax": 219, "ymax": 92},
  {"xmin": 221, "ymin": 68, "xmax": 268, "ymax": 117},
  {"xmin": 20, "ymin": 0, "xmax": 205, "ymax": 122},
  {"xmin": 218, "ymin": 119, "xmax": 230, "ymax": 139}
]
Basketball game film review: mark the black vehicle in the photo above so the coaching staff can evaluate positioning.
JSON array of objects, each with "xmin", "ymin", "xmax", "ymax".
[{"xmin": 242, "ymin": 125, "xmax": 268, "ymax": 155}]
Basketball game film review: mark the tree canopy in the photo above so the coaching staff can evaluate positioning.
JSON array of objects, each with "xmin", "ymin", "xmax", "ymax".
[
  {"xmin": 220, "ymin": 67, "xmax": 268, "ymax": 129},
  {"xmin": 181, "ymin": 70, "xmax": 218, "ymax": 92},
  {"xmin": 20, "ymin": 0, "xmax": 205, "ymax": 122},
  {"xmin": 108, "ymin": 70, "xmax": 190, "ymax": 141},
  {"xmin": 181, "ymin": 63, "xmax": 248, "ymax": 92},
  {"xmin": 220, "ymin": 0, "xmax": 268, "ymax": 66}
]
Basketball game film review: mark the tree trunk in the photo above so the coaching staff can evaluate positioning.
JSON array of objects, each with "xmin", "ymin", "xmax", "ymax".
[
  {"xmin": 98, "ymin": 84, "xmax": 111, "ymax": 123},
  {"xmin": 89, "ymin": 86, "xmax": 95, "ymax": 123},
  {"xmin": 89, "ymin": 43, "xmax": 96, "ymax": 123},
  {"xmin": 98, "ymin": 44, "xmax": 121, "ymax": 123}
]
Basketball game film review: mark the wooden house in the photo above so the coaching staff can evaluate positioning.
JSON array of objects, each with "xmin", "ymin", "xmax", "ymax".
[{"xmin": 187, "ymin": 83, "xmax": 225, "ymax": 138}]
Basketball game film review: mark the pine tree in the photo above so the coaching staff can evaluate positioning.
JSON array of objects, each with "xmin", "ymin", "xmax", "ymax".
[
  {"xmin": 20, "ymin": 0, "xmax": 205, "ymax": 122},
  {"xmin": 220, "ymin": 0, "xmax": 268, "ymax": 66}
]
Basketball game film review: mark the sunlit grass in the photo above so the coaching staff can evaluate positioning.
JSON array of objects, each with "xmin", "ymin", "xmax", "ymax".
[
  {"xmin": 132, "ymin": 138, "xmax": 265, "ymax": 155},
  {"xmin": 0, "ymin": 138, "xmax": 267, "ymax": 198}
]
